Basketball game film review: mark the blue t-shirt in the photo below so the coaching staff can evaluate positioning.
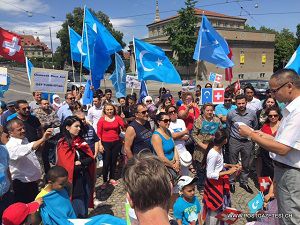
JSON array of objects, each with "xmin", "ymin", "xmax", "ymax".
[
  {"xmin": 0, "ymin": 145, "xmax": 10, "ymax": 196},
  {"xmin": 215, "ymin": 104, "xmax": 237, "ymax": 128},
  {"xmin": 173, "ymin": 196, "xmax": 201, "ymax": 225},
  {"xmin": 82, "ymin": 124, "xmax": 99, "ymax": 154},
  {"xmin": 152, "ymin": 130, "xmax": 175, "ymax": 161}
]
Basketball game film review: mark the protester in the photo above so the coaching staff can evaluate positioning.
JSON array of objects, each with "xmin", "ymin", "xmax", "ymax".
[
  {"xmin": 1, "ymin": 101, "xmax": 15, "ymax": 127},
  {"xmin": 87, "ymin": 95, "xmax": 103, "ymax": 133},
  {"xmin": 6, "ymin": 118, "xmax": 53, "ymax": 203},
  {"xmin": 103, "ymin": 89, "xmax": 116, "ymax": 105},
  {"xmin": 174, "ymin": 176, "xmax": 202, "ymax": 225},
  {"xmin": 244, "ymin": 85, "xmax": 262, "ymax": 112},
  {"xmin": 191, "ymin": 103, "xmax": 222, "ymax": 192},
  {"xmin": 215, "ymin": 92, "xmax": 237, "ymax": 128},
  {"xmin": 29, "ymin": 92, "xmax": 42, "ymax": 111},
  {"xmin": 2, "ymin": 198, "xmax": 43, "ymax": 225},
  {"xmin": 227, "ymin": 94, "xmax": 258, "ymax": 194},
  {"xmin": 154, "ymin": 87, "xmax": 167, "ymax": 105},
  {"xmin": 176, "ymin": 91, "xmax": 183, "ymax": 107},
  {"xmin": 57, "ymin": 93, "xmax": 76, "ymax": 122},
  {"xmin": 123, "ymin": 152, "xmax": 172, "ymax": 225},
  {"xmin": 239, "ymin": 68, "xmax": 300, "ymax": 225},
  {"xmin": 56, "ymin": 116, "xmax": 95, "ymax": 218},
  {"xmin": 142, "ymin": 95, "xmax": 153, "ymax": 107},
  {"xmin": 51, "ymin": 94, "xmax": 62, "ymax": 111},
  {"xmin": 124, "ymin": 104, "xmax": 152, "ymax": 159},
  {"xmin": 0, "ymin": 126, "xmax": 13, "ymax": 221},
  {"xmin": 202, "ymin": 129, "xmax": 240, "ymax": 225},
  {"xmin": 123, "ymin": 94, "xmax": 136, "ymax": 123},
  {"xmin": 97, "ymin": 103, "xmax": 125, "ymax": 189},
  {"xmin": 259, "ymin": 106, "xmax": 281, "ymax": 179},
  {"xmin": 256, "ymin": 97, "xmax": 279, "ymax": 128},
  {"xmin": 157, "ymin": 97, "xmax": 172, "ymax": 114}
]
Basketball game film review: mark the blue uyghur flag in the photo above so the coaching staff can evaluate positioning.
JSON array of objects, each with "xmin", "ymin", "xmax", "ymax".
[
  {"xmin": 201, "ymin": 88, "xmax": 213, "ymax": 104},
  {"xmin": 109, "ymin": 53, "xmax": 126, "ymax": 98},
  {"xmin": 68, "ymin": 26, "xmax": 86, "ymax": 62},
  {"xmin": 82, "ymin": 79, "xmax": 94, "ymax": 105},
  {"xmin": 285, "ymin": 45, "xmax": 300, "ymax": 75},
  {"xmin": 209, "ymin": 72, "xmax": 216, "ymax": 82},
  {"xmin": 201, "ymin": 121, "xmax": 220, "ymax": 135},
  {"xmin": 84, "ymin": 7, "xmax": 122, "ymax": 55},
  {"xmin": 134, "ymin": 38, "xmax": 182, "ymax": 84},
  {"xmin": 138, "ymin": 80, "xmax": 149, "ymax": 103},
  {"xmin": 0, "ymin": 75, "xmax": 10, "ymax": 98},
  {"xmin": 193, "ymin": 15, "xmax": 234, "ymax": 68},
  {"xmin": 247, "ymin": 192, "xmax": 264, "ymax": 213},
  {"xmin": 26, "ymin": 57, "xmax": 33, "ymax": 85},
  {"xmin": 84, "ymin": 214, "xmax": 126, "ymax": 225}
]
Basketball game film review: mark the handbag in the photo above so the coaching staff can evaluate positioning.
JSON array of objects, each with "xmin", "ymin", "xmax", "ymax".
[{"xmin": 166, "ymin": 167, "xmax": 181, "ymax": 185}]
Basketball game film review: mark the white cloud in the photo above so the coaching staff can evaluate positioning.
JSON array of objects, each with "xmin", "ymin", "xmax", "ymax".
[
  {"xmin": 1, "ymin": 21, "xmax": 63, "ymax": 50},
  {"xmin": 110, "ymin": 18, "xmax": 135, "ymax": 27},
  {"xmin": 0, "ymin": 0, "xmax": 49, "ymax": 15}
]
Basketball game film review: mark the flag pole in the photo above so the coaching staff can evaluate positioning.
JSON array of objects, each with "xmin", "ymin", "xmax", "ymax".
[
  {"xmin": 196, "ymin": 13, "xmax": 204, "ymax": 82},
  {"xmin": 132, "ymin": 36, "xmax": 138, "ymax": 96},
  {"xmin": 68, "ymin": 26, "xmax": 76, "ymax": 83},
  {"xmin": 25, "ymin": 57, "xmax": 31, "ymax": 86},
  {"xmin": 79, "ymin": 5, "xmax": 86, "ymax": 87},
  {"xmin": 85, "ymin": 23, "xmax": 93, "ymax": 87}
]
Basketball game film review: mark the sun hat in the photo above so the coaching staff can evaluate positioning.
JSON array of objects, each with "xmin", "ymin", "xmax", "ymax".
[
  {"xmin": 179, "ymin": 151, "xmax": 192, "ymax": 167},
  {"xmin": 177, "ymin": 176, "xmax": 198, "ymax": 191}
]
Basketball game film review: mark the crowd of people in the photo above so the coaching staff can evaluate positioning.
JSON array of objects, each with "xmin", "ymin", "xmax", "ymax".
[{"xmin": 0, "ymin": 68, "xmax": 300, "ymax": 225}]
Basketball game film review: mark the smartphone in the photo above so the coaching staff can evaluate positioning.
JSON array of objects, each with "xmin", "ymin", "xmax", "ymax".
[{"xmin": 52, "ymin": 127, "xmax": 60, "ymax": 136}]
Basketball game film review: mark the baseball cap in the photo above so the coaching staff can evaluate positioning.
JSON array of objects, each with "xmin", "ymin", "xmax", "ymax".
[
  {"xmin": 6, "ymin": 101, "xmax": 15, "ymax": 107},
  {"xmin": 2, "ymin": 202, "xmax": 40, "ymax": 225},
  {"xmin": 179, "ymin": 151, "xmax": 192, "ymax": 167},
  {"xmin": 177, "ymin": 176, "xmax": 198, "ymax": 191}
]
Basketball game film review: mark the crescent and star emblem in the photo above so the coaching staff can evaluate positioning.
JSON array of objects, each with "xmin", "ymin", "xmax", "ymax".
[{"xmin": 139, "ymin": 50, "xmax": 154, "ymax": 72}]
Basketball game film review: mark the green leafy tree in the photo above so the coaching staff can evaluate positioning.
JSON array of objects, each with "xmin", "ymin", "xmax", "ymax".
[
  {"xmin": 164, "ymin": 0, "xmax": 198, "ymax": 76},
  {"xmin": 56, "ymin": 7, "xmax": 126, "ymax": 69},
  {"xmin": 244, "ymin": 24, "xmax": 257, "ymax": 31},
  {"xmin": 274, "ymin": 28, "xmax": 296, "ymax": 71},
  {"xmin": 296, "ymin": 24, "xmax": 300, "ymax": 47},
  {"xmin": 259, "ymin": 26, "xmax": 277, "ymax": 34}
]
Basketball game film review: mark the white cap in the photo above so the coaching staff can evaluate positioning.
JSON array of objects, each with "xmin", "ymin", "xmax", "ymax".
[
  {"xmin": 52, "ymin": 94, "xmax": 60, "ymax": 101},
  {"xmin": 179, "ymin": 151, "xmax": 192, "ymax": 167},
  {"xmin": 177, "ymin": 176, "xmax": 198, "ymax": 191}
]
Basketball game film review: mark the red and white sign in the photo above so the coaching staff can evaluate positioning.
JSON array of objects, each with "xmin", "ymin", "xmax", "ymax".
[
  {"xmin": 215, "ymin": 207, "xmax": 242, "ymax": 224},
  {"xmin": 212, "ymin": 88, "xmax": 224, "ymax": 104},
  {"xmin": 234, "ymin": 79, "xmax": 241, "ymax": 94},
  {"xmin": 0, "ymin": 27, "xmax": 25, "ymax": 63},
  {"xmin": 258, "ymin": 176, "xmax": 272, "ymax": 192},
  {"xmin": 215, "ymin": 73, "xmax": 223, "ymax": 84}
]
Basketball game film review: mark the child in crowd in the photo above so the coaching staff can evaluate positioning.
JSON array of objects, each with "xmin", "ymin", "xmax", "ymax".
[
  {"xmin": 2, "ymin": 198, "xmax": 43, "ymax": 225},
  {"xmin": 35, "ymin": 165, "xmax": 69, "ymax": 200},
  {"xmin": 202, "ymin": 129, "xmax": 241, "ymax": 225},
  {"xmin": 173, "ymin": 176, "xmax": 203, "ymax": 225}
]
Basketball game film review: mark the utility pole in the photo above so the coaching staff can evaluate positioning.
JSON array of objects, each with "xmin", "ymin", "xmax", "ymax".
[{"xmin": 49, "ymin": 27, "xmax": 54, "ymax": 69}]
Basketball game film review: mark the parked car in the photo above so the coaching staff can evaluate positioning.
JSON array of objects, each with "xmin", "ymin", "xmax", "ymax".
[{"xmin": 226, "ymin": 79, "xmax": 269, "ymax": 100}]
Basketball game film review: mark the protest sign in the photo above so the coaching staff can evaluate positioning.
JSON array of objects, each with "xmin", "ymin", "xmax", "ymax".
[
  {"xmin": 0, "ymin": 67, "xmax": 7, "ymax": 85},
  {"xmin": 30, "ymin": 68, "xmax": 68, "ymax": 94},
  {"xmin": 126, "ymin": 75, "xmax": 141, "ymax": 89}
]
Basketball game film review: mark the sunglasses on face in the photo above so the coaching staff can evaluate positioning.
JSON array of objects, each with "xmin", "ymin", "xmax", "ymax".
[
  {"xmin": 67, "ymin": 97, "xmax": 75, "ymax": 100},
  {"xmin": 269, "ymin": 82, "xmax": 291, "ymax": 94},
  {"xmin": 146, "ymin": 100, "xmax": 152, "ymax": 103},
  {"xmin": 161, "ymin": 119, "xmax": 171, "ymax": 123},
  {"xmin": 21, "ymin": 107, "xmax": 30, "ymax": 111},
  {"xmin": 268, "ymin": 114, "xmax": 279, "ymax": 118},
  {"xmin": 168, "ymin": 110, "xmax": 176, "ymax": 114},
  {"xmin": 138, "ymin": 110, "xmax": 148, "ymax": 115},
  {"xmin": 224, "ymin": 99, "xmax": 232, "ymax": 102}
]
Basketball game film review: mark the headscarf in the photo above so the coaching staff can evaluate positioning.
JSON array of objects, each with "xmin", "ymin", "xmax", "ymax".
[
  {"xmin": 52, "ymin": 94, "xmax": 62, "ymax": 108},
  {"xmin": 142, "ymin": 96, "xmax": 153, "ymax": 104}
]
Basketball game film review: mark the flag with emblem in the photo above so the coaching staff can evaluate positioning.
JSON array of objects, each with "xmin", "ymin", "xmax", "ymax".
[
  {"xmin": 0, "ymin": 27, "xmax": 25, "ymax": 63},
  {"xmin": 201, "ymin": 88, "xmax": 213, "ymax": 104},
  {"xmin": 215, "ymin": 207, "xmax": 242, "ymax": 224},
  {"xmin": 258, "ymin": 176, "xmax": 272, "ymax": 193},
  {"xmin": 248, "ymin": 192, "xmax": 264, "ymax": 213},
  {"xmin": 215, "ymin": 73, "xmax": 223, "ymax": 83},
  {"xmin": 212, "ymin": 88, "xmax": 225, "ymax": 104}
]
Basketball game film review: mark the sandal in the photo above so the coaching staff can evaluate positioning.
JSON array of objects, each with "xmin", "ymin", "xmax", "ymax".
[{"xmin": 109, "ymin": 179, "xmax": 119, "ymax": 186}]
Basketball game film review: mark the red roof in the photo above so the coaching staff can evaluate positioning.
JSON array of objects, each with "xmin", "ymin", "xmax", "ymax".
[
  {"xmin": 147, "ymin": 8, "xmax": 246, "ymax": 26},
  {"xmin": 19, "ymin": 34, "xmax": 50, "ymax": 50}
]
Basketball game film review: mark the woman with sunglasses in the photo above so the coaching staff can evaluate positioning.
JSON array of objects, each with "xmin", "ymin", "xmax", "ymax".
[
  {"xmin": 259, "ymin": 106, "xmax": 282, "ymax": 179},
  {"xmin": 257, "ymin": 97, "xmax": 279, "ymax": 128},
  {"xmin": 97, "ymin": 103, "xmax": 125, "ymax": 189},
  {"xmin": 56, "ymin": 116, "xmax": 95, "ymax": 218},
  {"xmin": 151, "ymin": 112, "xmax": 180, "ymax": 212}
]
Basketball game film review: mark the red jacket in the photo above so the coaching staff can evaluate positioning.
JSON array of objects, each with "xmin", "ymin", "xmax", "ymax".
[{"xmin": 56, "ymin": 136, "xmax": 95, "ymax": 208}]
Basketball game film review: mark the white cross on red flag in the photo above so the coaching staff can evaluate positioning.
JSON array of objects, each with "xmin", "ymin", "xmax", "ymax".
[
  {"xmin": 214, "ymin": 73, "xmax": 223, "ymax": 83},
  {"xmin": 215, "ymin": 207, "xmax": 242, "ymax": 224},
  {"xmin": 258, "ymin": 176, "xmax": 272, "ymax": 192},
  {"xmin": 212, "ymin": 88, "xmax": 225, "ymax": 104},
  {"xmin": 0, "ymin": 27, "xmax": 25, "ymax": 63}
]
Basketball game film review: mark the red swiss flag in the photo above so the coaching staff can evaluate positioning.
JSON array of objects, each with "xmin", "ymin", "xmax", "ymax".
[
  {"xmin": 258, "ymin": 176, "xmax": 272, "ymax": 192},
  {"xmin": 0, "ymin": 27, "xmax": 25, "ymax": 63},
  {"xmin": 212, "ymin": 88, "xmax": 225, "ymax": 104},
  {"xmin": 215, "ymin": 74, "xmax": 223, "ymax": 84},
  {"xmin": 225, "ymin": 47, "xmax": 233, "ymax": 82},
  {"xmin": 215, "ymin": 207, "xmax": 242, "ymax": 224}
]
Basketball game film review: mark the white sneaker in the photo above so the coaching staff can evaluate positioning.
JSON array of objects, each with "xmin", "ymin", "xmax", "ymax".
[
  {"xmin": 98, "ymin": 160, "xmax": 103, "ymax": 168},
  {"xmin": 94, "ymin": 199, "xmax": 103, "ymax": 207}
]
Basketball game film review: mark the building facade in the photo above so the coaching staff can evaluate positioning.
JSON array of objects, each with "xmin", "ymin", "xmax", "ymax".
[
  {"xmin": 20, "ymin": 35, "xmax": 52, "ymax": 59},
  {"xmin": 130, "ymin": 7, "xmax": 275, "ymax": 83}
]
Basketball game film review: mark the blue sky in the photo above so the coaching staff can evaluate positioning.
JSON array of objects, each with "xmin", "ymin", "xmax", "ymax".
[{"xmin": 0, "ymin": 0, "xmax": 299, "ymax": 50}]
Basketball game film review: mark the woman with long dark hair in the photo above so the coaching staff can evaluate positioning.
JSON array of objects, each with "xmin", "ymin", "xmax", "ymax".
[
  {"xmin": 56, "ymin": 116, "xmax": 95, "ymax": 218},
  {"xmin": 202, "ymin": 129, "xmax": 240, "ymax": 225}
]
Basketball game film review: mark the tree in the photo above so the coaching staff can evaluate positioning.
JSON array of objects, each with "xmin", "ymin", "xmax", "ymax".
[
  {"xmin": 164, "ymin": 0, "xmax": 198, "ymax": 77},
  {"xmin": 56, "ymin": 7, "xmax": 126, "ymax": 69},
  {"xmin": 296, "ymin": 23, "xmax": 300, "ymax": 47},
  {"xmin": 259, "ymin": 26, "xmax": 277, "ymax": 34},
  {"xmin": 244, "ymin": 24, "xmax": 257, "ymax": 31},
  {"xmin": 274, "ymin": 28, "xmax": 296, "ymax": 71}
]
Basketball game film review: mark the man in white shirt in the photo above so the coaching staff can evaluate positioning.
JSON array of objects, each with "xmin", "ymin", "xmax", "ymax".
[
  {"xmin": 240, "ymin": 69, "xmax": 300, "ymax": 225},
  {"xmin": 6, "ymin": 118, "xmax": 53, "ymax": 203},
  {"xmin": 87, "ymin": 95, "xmax": 103, "ymax": 133},
  {"xmin": 244, "ymin": 85, "xmax": 261, "ymax": 112}
]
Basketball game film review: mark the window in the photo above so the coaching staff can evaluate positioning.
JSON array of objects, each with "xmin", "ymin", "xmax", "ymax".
[
  {"xmin": 238, "ymin": 74, "xmax": 244, "ymax": 79},
  {"xmin": 260, "ymin": 73, "xmax": 265, "ymax": 78}
]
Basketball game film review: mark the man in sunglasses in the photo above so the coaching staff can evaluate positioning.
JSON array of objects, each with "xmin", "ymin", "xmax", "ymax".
[
  {"xmin": 240, "ymin": 68, "xmax": 300, "ymax": 225},
  {"xmin": 215, "ymin": 92, "xmax": 237, "ymax": 128},
  {"xmin": 57, "ymin": 93, "xmax": 76, "ymax": 122},
  {"xmin": 124, "ymin": 104, "xmax": 153, "ymax": 159}
]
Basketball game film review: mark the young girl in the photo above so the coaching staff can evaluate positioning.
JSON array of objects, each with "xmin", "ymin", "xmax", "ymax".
[{"xmin": 202, "ymin": 129, "xmax": 241, "ymax": 225}]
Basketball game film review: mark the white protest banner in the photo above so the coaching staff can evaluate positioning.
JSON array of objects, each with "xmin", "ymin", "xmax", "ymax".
[
  {"xmin": 0, "ymin": 67, "xmax": 8, "ymax": 86},
  {"xmin": 126, "ymin": 75, "xmax": 141, "ymax": 89},
  {"xmin": 31, "ymin": 68, "xmax": 68, "ymax": 94}
]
